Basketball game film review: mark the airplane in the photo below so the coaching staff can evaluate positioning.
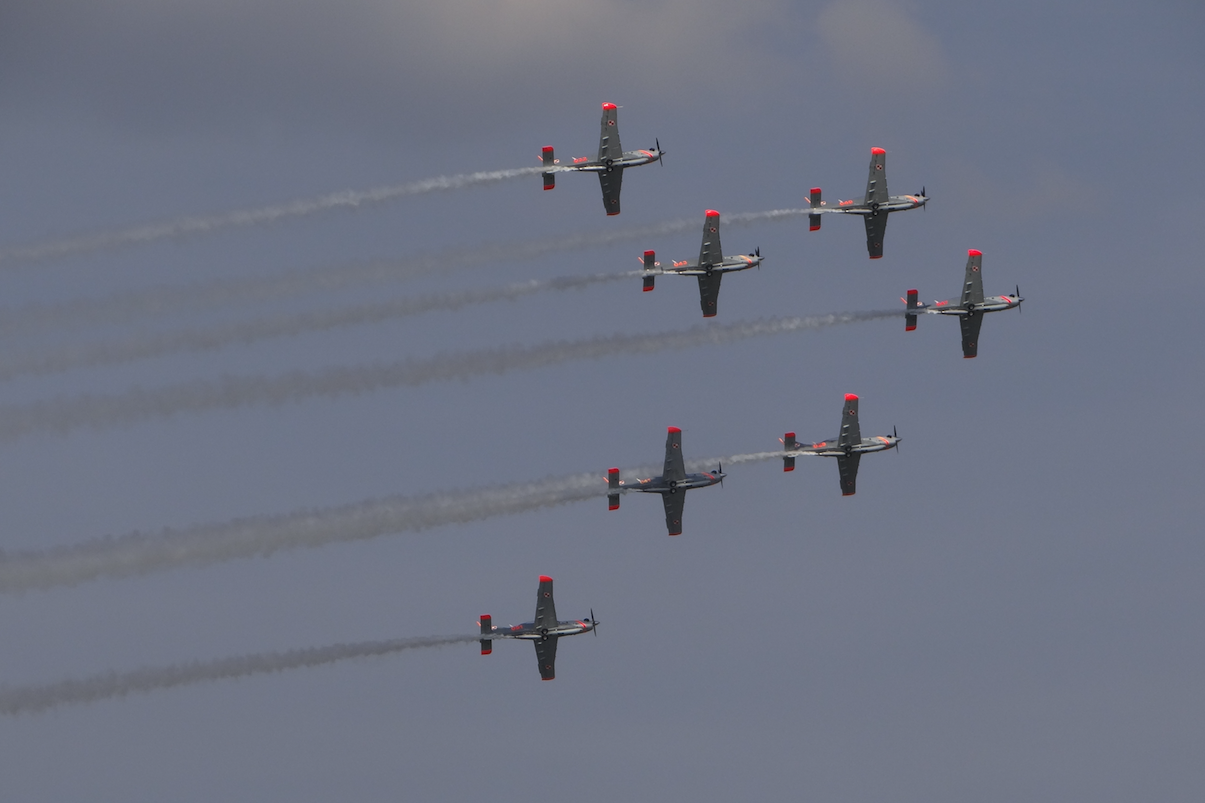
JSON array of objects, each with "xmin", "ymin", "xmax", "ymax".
[
  {"xmin": 807, "ymin": 147, "xmax": 928, "ymax": 259},
  {"xmin": 540, "ymin": 102, "xmax": 664, "ymax": 216},
  {"xmin": 479, "ymin": 576, "xmax": 598, "ymax": 681},
  {"xmin": 607, "ymin": 426, "xmax": 725, "ymax": 535},
  {"xmin": 904, "ymin": 249, "xmax": 1023, "ymax": 358},
  {"xmin": 781, "ymin": 394, "xmax": 900, "ymax": 496},
  {"xmin": 639, "ymin": 209, "xmax": 764, "ymax": 317}
]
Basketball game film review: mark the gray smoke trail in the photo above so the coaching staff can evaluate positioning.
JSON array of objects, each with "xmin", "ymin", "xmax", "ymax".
[
  {"xmin": 0, "ymin": 309, "xmax": 899, "ymax": 444},
  {"xmin": 0, "ymin": 271, "xmax": 641, "ymax": 382},
  {"xmin": 0, "ymin": 471, "xmax": 608, "ymax": 593},
  {"xmin": 0, "ymin": 634, "xmax": 479, "ymax": 716},
  {"xmin": 0, "ymin": 167, "xmax": 549, "ymax": 267},
  {"xmin": 0, "ymin": 449, "xmax": 801, "ymax": 594},
  {"xmin": 0, "ymin": 209, "xmax": 807, "ymax": 337}
]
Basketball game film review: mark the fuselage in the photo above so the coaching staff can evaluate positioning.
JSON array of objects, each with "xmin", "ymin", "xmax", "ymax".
[
  {"xmin": 656, "ymin": 253, "xmax": 764, "ymax": 277},
  {"xmin": 556, "ymin": 148, "xmax": 662, "ymax": 172},
  {"xmin": 488, "ymin": 619, "xmax": 595, "ymax": 640},
  {"xmin": 926, "ymin": 294, "xmax": 1022, "ymax": 315},
  {"xmin": 621, "ymin": 470, "xmax": 725, "ymax": 494},
  {"xmin": 823, "ymin": 193, "xmax": 927, "ymax": 214},
  {"xmin": 792, "ymin": 435, "xmax": 901, "ymax": 457}
]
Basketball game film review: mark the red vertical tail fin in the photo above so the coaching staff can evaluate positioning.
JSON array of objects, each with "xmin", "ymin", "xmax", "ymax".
[
  {"xmin": 607, "ymin": 468, "xmax": 621, "ymax": 510},
  {"xmin": 542, "ymin": 147, "xmax": 556, "ymax": 190},
  {"xmin": 479, "ymin": 615, "xmax": 493, "ymax": 655}
]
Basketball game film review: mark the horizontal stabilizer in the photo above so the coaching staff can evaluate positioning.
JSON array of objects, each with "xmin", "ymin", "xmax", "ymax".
[
  {"xmin": 479, "ymin": 615, "xmax": 492, "ymax": 655},
  {"xmin": 542, "ymin": 147, "xmax": 555, "ymax": 190},
  {"xmin": 607, "ymin": 467, "xmax": 620, "ymax": 510},
  {"xmin": 809, "ymin": 188, "xmax": 822, "ymax": 231},
  {"xmin": 783, "ymin": 432, "xmax": 797, "ymax": 472}
]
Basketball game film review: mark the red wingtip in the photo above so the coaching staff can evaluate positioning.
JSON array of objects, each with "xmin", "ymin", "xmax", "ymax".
[
  {"xmin": 871, "ymin": 147, "xmax": 886, "ymax": 155},
  {"xmin": 607, "ymin": 211, "xmax": 620, "ymax": 216},
  {"xmin": 703, "ymin": 313, "xmax": 717, "ymax": 318},
  {"xmin": 541, "ymin": 676, "xmax": 555, "ymax": 681},
  {"xmin": 542, "ymin": 146, "xmax": 553, "ymax": 154},
  {"xmin": 539, "ymin": 575, "xmax": 553, "ymax": 583},
  {"xmin": 907, "ymin": 289, "xmax": 918, "ymax": 295},
  {"xmin": 642, "ymin": 285, "xmax": 653, "ymax": 292},
  {"xmin": 964, "ymin": 354, "xmax": 977, "ymax": 359},
  {"xmin": 810, "ymin": 187, "xmax": 821, "ymax": 195},
  {"xmin": 602, "ymin": 102, "xmax": 617, "ymax": 110},
  {"xmin": 968, "ymin": 249, "xmax": 982, "ymax": 257},
  {"xmin": 869, "ymin": 254, "xmax": 883, "ymax": 259},
  {"xmin": 783, "ymin": 466, "xmax": 794, "ymax": 472},
  {"xmin": 608, "ymin": 467, "xmax": 619, "ymax": 475},
  {"xmin": 608, "ymin": 504, "xmax": 619, "ymax": 511},
  {"xmin": 905, "ymin": 325, "xmax": 916, "ymax": 331},
  {"xmin": 785, "ymin": 432, "xmax": 795, "ymax": 439},
  {"xmin": 705, "ymin": 209, "xmax": 720, "ymax": 218},
  {"xmin": 842, "ymin": 490, "xmax": 856, "ymax": 496},
  {"xmin": 667, "ymin": 426, "xmax": 681, "ymax": 434},
  {"xmin": 481, "ymin": 648, "xmax": 491, "ymax": 655},
  {"xmin": 844, "ymin": 393, "xmax": 859, "ymax": 402},
  {"xmin": 643, "ymin": 250, "xmax": 655, "ymax": 257},
  {"xmin": 809, "ymin": 225, "xmax": 820, "ymax": 231}
]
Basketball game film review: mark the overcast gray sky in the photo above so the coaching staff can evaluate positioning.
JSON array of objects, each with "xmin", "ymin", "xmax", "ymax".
[{"xmin": 1, "ymin": 2, "xmax": 1203, "ymax": 801}]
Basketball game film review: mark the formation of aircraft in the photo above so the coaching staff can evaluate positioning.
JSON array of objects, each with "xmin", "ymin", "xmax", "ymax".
[
  {"xmin": 807, "ymin": 147, "xmax": 928, "ymax": 259},
  {"xmin": 904, "ymin": 249, "xmax": 1023, "ymax": 358},
  {"xmin": 607, "ymin": 426, "xmax": 725, "ymax": 536},
  {"xmin": 480, "ymin": 109, "xmax": 1027, "ymax": 681},
  {"xmin": 540, "ymin": 102, "xmax": 664, "ymax": 216},
  {"xmin": 781, "ymin": 394, "xmax": 900, "ymax": 496},
  {"xmin": 479, "ymin": 576, "xmax": 598, "ymax": 680},
  {"xmin": 639, "ymin": 210, "xmax": 764, "ymax": 317}
]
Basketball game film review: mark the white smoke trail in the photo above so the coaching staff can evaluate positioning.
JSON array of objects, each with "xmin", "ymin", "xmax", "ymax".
[
  {"xmin": 0, "ymin": 309, "xmax": 899, "ymax": 444},
  {"xmin": 0, "ymin": 471, "xmax": 608, "ymax": 593},
  {"xmin": 0, "ymin": 448, "xmax": 804, "ymax": 594},
  {"xmin": 0, "ymin": 271, "xmax": 641, "ymax": 382},
  {"xmin": 0, "ymin": 167, "xmax": 549, "ymax": 266},
  {"xmin": 0, "ymin": 209, "xmax": 807, "ymax": 337},
  {"xmin": 0, "ymin": 634, "xmax": 480, "ymax": 716}
]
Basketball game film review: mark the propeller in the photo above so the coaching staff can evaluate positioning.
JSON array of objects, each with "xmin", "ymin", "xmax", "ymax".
[
  {"xmin": 656, "ymin": 138, "xmax": 666, "ymax": 167},
  {"xmin": 718, "ymin": 461, "xmax": 725, "ymax": 488},
  {"xmin": 590, "ymin": 608, "xmax": 600, "ymax": 636},
  {"xmin": 893, "ymin": 425, "xmax": 901, "ymax": 452},
  {"xmin": 1015, "ymin": 284, "xmax": 1022, "ymax": 313},
  {"xmin": 750, "ymin": 246, "xmax": 762, "ymax": 269},
  {"xmin": 919, "ymin": 186, "xmax": 927, "ymax": 210}
]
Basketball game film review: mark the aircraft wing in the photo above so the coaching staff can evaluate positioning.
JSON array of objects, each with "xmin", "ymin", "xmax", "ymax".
[
  {"xmin": 661, "ymin": 491, "xmax": 685, "ymax": 536},
  {"xmin": 960, "ymin": 312, "xmax": 984, "ymax": 358},
  {"xmin": 837, "ymin": 394, "xmax": 861, "ymax": 451},
  {"xmin": 534, "ymin": 575, "xmax": 558, "ymax": 631},
  {"xmin": 863, "ymin": 212, "xmax": 888, "ymax": 259},
  {"xmin": 697, "ymin": 271, "xmax": 722, "ymax": 318},
  {"xmin": 961, "ymin": 250, "xmax": 985, "ymax": 306},
  {"xmin": 598, "ymin": 168, "xmax": 623, "ymax": 215},
  {"xmin": 598, "ymin": 103, "xmax": 622, "ymax": 162},
  {"xmin": 534, "ymin": 637, "xmax": 558, "ymax": 681},
  {"xmin": 663, "ymin": 427, "xmax": 686, "ymax": 483},
  {"xmin": 697, "ymin": 211, "xmax": 722, "ymax": 270},
  {"xmin": 865, "ymin": 147, "xmax": 888, "ymax": 205},
  {"xmin": 836, "ymin": 453, "xmax": 861, "ymax": 496}
]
